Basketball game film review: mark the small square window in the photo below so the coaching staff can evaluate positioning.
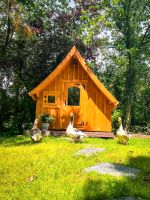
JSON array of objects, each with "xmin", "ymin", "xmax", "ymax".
[{"xmin": 48, "ymin": 96, "xmax": 55, "ymax": 103}]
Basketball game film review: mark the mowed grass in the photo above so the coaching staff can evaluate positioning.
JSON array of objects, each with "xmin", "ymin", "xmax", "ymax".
[{"xmin": 0, "ymin": 136, "xmax": 150, "ymax": 200}]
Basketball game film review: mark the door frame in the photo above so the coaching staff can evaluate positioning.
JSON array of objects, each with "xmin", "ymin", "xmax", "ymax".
[{"xmin": 61, "ymin": 81, "xmax": 87, "ymax": 129}]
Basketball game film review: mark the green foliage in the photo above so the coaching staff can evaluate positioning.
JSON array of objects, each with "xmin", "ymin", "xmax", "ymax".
[
  {"xmin": 0, "ymin": 0, "xmax": 149, "ymax": 134},
  {"xmin": 77, "ymin": 0, "xmax": 150, "ymax": 130},
  {"xmin": 40, "ymin": 113, "xmax": 55, "ymax": 123},
  {"xmin": 0, "ymin": 0, "xmax": 84, "ymax": 135},
  {"xmin": 131, "ymin": 125, "xmax": 150, "ymax": 135},
  {"xmin": 112, "ymin": 109, "xmax": 123, "ymax": 132},
  {"xmin": 0, "ymin": 89, "xmax": 12, "ymax": 130}
]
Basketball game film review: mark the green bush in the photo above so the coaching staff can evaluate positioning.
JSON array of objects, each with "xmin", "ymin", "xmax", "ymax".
[
  {"xmin": 112, "ymin": 109, "xmax": 122, "ymax": 133},
  {"xmin": 130, "ymin": 125, "xmax": 150, "ymax": 134}
]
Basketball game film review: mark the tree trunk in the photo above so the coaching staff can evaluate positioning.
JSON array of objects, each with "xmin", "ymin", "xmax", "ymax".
[
  {"xmin": 124, "ymin": 98, "xmax": 131, "ymax": 130},
  {"xmin": 124, "ymin": 51, "xmax": 135, "ymax": 130}
]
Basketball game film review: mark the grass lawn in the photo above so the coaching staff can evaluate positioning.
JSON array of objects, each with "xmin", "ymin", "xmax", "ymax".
[{"xmin": 0, "ymin": 136, "xmax": 150, "ymax": 200}]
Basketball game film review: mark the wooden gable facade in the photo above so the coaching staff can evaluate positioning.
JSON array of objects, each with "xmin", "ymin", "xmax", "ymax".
[{"xmin": 29, "ymin": 46, "xmax": 118, "ymax": 132}]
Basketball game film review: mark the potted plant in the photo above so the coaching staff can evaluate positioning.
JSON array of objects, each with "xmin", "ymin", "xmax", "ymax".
[{"xmin": 40, "ymin": 113, "xmax": 55, "ymax": 130}]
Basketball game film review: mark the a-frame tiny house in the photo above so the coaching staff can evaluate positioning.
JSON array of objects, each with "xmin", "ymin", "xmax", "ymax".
[{"xmin": 29, "ymin": 46, "xmax": 118, "ymax": 132}]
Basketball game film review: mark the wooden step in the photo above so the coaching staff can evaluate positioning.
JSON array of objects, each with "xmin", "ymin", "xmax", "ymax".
[
  {"xmin": 85, "ymin": 132, "xmax": 114, "ymax": 138},
  {"xmin": 49, "ymin": 130, "xmax": 114, "ymax": 138}
]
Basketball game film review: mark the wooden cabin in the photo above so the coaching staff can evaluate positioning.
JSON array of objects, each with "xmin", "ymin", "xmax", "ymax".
[{"xmin": 29, "ymin": 46, "xmax": 118, "ymax": 132}]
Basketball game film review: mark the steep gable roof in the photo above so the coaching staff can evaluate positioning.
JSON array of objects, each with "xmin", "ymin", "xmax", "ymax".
[{"xmin": 29, "ymin": 46, "xmax": 118, "ymax": 107}]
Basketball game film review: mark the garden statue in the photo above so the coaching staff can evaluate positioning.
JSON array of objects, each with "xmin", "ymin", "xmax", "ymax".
[
  {"xmin": 66, "ymin": 112, "xmax": 87, "ymax": 143},
  {"xmin": 30, "ymin": 118, "xmax": 42, "ymax": 142},
  {"xmin": 116, "ymin": 117, "xmax": 130, "ymax": 144},
  {"xmin": 32, "ymin": 118, "xmax": 39, "ymax": 130}
]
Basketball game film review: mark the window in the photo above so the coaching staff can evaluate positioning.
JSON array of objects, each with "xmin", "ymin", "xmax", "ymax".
[
  {"xmin": 43, "ymin": 91, "xmax": 60, "ymax": 107},
  {"xmin": 48, "ymin": 96, "xmax": 55, "ymax": 103},
  {"xmin": 68, "ymin": 87, "xmax": 80, "ymax": 106}
]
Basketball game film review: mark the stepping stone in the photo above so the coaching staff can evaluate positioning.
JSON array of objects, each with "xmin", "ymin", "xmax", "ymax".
[
  {"xmin": 84, "ymin": 162, "xmax": 140, "ymax": 179},
  {"xmin": 74, "ymin": 148, "xmax": 106, "ymax": 156}
]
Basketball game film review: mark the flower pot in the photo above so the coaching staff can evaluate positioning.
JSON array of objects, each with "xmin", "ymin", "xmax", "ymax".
[{"xmin": 42, "ymin": 123, "xmax": 49, "ymax": 131}]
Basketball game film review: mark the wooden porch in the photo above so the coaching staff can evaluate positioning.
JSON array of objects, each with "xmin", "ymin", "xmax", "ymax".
[
  {"xmin": 50, "ymin": 130, "xmax": 114, "ymax": 138},
  {"xmin": 85, "ymin": 131, "xmax": 114, "ymax": 138}
]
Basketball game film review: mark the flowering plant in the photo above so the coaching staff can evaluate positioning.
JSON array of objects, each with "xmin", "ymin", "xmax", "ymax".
[{"xmin": 40, "ymin": 114, "xmax": 55, "ymax": 123}]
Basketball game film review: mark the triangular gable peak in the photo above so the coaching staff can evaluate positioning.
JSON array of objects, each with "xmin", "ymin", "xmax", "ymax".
[{"xmin": 29, "ymin": 46, "xmax": 118, "ymax": 107}]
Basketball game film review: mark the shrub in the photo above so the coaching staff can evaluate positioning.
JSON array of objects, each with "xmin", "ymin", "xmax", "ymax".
[{"xmin": 112, "ymin": 109, "xmax": 122, "ymax": 133}]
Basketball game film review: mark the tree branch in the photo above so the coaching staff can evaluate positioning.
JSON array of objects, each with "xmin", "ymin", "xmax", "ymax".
[{"xmin": 138, "ymin": 25, "xmax": 150, "ymax": 50}]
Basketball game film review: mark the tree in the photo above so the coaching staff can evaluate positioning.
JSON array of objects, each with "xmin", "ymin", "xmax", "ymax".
[
  {"xmin": 0, "ymin": 0, "xmax": 84, "ymax": 134},
  {"xmin": 75, "ymin": 0, "xmax": 150, "ymax": 130}
]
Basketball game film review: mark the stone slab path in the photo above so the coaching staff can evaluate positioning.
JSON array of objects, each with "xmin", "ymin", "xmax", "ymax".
[
  {"xmin": 84, "ymin": 162, "xmax": 140, "ymax": 178},
  {"xmin": 74, "ymin": 147, "xmax": 106, "ymax": 156}
]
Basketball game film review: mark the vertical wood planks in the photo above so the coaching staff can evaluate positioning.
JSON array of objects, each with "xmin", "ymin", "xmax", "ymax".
[{"xmin": 35, "ymin": 58, "xmax": 113, "ymax": 132}]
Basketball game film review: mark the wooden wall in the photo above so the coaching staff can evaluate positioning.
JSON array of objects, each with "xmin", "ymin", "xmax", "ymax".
[{"xmin": 36, "ymin": 58, "xmax": 113, "ymax": 131}]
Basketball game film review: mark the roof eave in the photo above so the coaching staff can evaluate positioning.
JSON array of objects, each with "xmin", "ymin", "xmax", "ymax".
[
  {"xmin": 28, "ymin": 46, "xmax": 76, "ymax": 96},
  {"xmin": 113, "ymin": 101, "xmax": 119, "ymax": 108},
  {"xmin": 28, "ymin": 92, "xmax": 38, "ymax": 101}
]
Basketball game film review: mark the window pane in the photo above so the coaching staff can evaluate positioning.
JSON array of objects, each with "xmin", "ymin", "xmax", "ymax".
[
  {"xmin": 48, "ymin": 96, "xmax": 55, "ymax": 103},
  {"xmin": 68, "ymin": 87, "xmax": 80, "ymax": 106}
]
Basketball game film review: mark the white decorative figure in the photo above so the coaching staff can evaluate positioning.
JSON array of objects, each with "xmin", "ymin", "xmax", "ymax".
[
  {"xmin": 116, "ymin": 117, "xmax": 130, "ymax": 144},
  {"xmin": 66, "ymin": 112, "xmax": 87, "ymax": 143}
]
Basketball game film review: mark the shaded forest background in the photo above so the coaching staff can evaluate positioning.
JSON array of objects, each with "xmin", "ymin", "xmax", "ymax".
[{"xmin": 0, "ymin": 0, "xmax": 149, "ymax": 135}]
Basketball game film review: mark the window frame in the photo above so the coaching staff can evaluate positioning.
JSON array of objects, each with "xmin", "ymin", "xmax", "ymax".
[
  {"xmin": 43, "ymin": 91, "xmax": 60, "ymax": 108},
  {"xmin": 48, "ymin": 95, "xmax": 55, "ymax": 103},
  {"xmin": 67, "ymin": 87, "xmax": 80, "ymax": 106}
]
